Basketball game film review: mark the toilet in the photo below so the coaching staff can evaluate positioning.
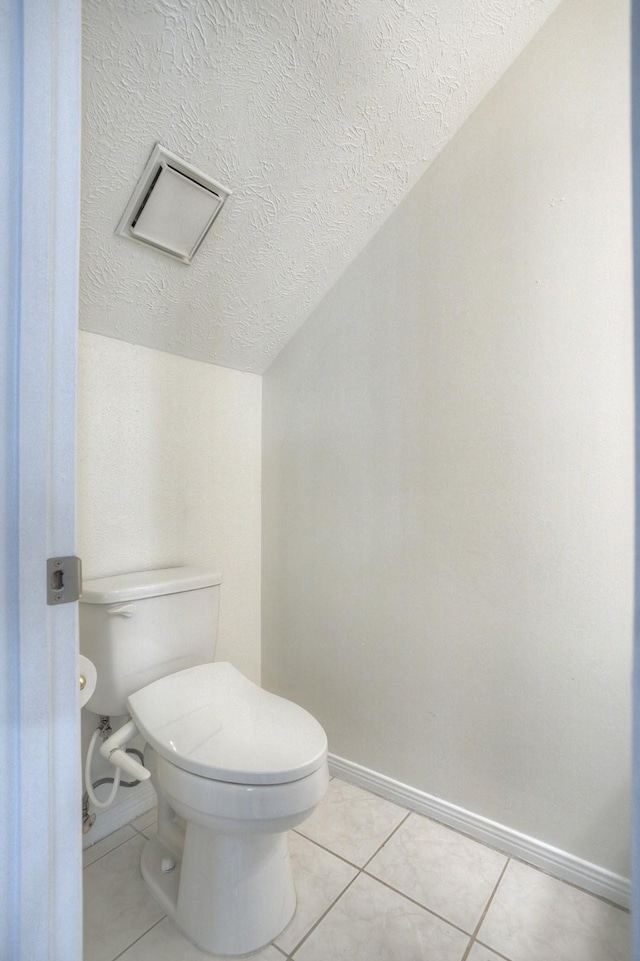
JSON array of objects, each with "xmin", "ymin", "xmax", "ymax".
[{"xmin": 80, "ymin": 567, "xmax": 328, "ymax": 956}]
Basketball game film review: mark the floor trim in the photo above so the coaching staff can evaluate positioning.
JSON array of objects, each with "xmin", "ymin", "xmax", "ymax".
[
  {"xmin": 328, "ymin": 753, "xmax": 630, "ymax": 909},
  {"xmin": 82, "ymin": 782, "xmax": 156, "ymax": 848}
]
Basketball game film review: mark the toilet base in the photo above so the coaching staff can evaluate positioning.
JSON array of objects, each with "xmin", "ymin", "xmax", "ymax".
[{"xmin": 141, "ymin": 827, "xmax": 296, "ymax": 956}]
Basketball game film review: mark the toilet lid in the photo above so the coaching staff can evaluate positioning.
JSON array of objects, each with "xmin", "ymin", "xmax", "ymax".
[{"xmin": 127, "ymin": 662, "xmax": 328, "ymax": 785}]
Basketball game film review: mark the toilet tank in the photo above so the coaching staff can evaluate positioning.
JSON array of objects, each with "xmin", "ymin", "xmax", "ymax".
[{"xmin": 80, "ymin": 567, "xmax": 221, "ymax": 717}]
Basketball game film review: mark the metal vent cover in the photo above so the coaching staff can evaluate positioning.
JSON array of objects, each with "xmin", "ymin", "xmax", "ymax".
[{"xmin": 116, "ymin": 144, "xmax": 231, "ymax": 264}]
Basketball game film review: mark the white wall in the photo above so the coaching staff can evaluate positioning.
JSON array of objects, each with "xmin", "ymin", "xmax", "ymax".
[
  {"xmin": 262, "ymin": 0, "xmax": 633, "ymax": 877},
  {"xmin": 78, "ymin": 331, "xmax": 262, "ymax": 827},
  {"xmin": 78, "ymin": 331, "xmax": 262, "ymax": 681}
]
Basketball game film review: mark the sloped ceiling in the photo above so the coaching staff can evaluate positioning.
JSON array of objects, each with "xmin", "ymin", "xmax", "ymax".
[{"xmin": 80, "ymin": 0, "xmax": 560, "ymax": 374}]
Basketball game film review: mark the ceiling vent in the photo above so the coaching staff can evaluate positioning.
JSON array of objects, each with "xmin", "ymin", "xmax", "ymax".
[{"xmin": 116, "ymin": 144, "xmax": 231, "ymax": 265}]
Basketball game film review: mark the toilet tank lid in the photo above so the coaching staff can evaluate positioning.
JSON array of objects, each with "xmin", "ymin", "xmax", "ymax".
[{"xmin": 80, "ymin": 567, "xmax": 222, "ymax": 604}]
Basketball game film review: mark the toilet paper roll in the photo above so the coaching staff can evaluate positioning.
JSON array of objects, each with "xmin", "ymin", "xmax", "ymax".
[{"xmin": 78, "ymin": 654, "xmax": 97, "ymax": 709}]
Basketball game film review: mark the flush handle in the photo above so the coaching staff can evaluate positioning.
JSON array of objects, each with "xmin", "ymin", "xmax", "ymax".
[{"xmin": 107, "ymin": 604, "xmax": 137, "ymax": 617}]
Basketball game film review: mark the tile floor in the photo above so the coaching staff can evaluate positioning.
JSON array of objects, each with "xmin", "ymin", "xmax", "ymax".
[{"xmin": 83, "ymin": 777, "xmax": 630, "ymax": 961}]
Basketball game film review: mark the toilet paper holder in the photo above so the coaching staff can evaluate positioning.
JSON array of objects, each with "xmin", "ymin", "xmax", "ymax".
[{"xmin": 78, "ymin": 654, "xmax": 97, "ymax": 709}]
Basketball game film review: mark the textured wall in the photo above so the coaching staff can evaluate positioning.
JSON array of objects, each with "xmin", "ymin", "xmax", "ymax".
[
  {"xmin": 77, "ymin": 331, "xmax": 262, "ymax": 682},
  {"xmin": 262, "ymin": 0, "xmax": 633, "ymax": 875},
  {"xmin": 81, "ymin": 0, "xmax": 560, "ymax": 373}
]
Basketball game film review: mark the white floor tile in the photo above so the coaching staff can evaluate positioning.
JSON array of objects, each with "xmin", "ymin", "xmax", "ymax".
[
  {"xmin": 80, "ymin": 779, "xmax": 629, "ymax": 961},
  {"xmin": 466, "ymin": 943, "xmax": 511, "ymax": 961},
  {"xmin": 140, "ymin": 820, "xmax": 157, "ymax": 840},
  {"xmin": 367, "ymin": 813, "xmax": 507, "ymax": 932},
  {"xmin": 83, "ymin": 824, "xmax": 136, "ymax": 868},
  {"xmin": 83, "ymin": 834, "xmax": 165, "ymax": 961},
  {"xmin": 130, "ymin": 807, "xmax": 158, "ymax": 834},
  {"xmin": 296, "ymin": 778, "xmax": 408, "ymax": 866},
  {"xmin": 275, "ymin": 832, "xmax": 358, "ymax": 954},
  {"xmin": 116, "ymin": 917, "xmax": 286, "ymax": 960},
  {"xmin": 477, "ymin": 860, "xmax": 630, "ymax": 961},
  {"xmin": 293, "ymin": 873, "xmax": 469, "ymax": 961}
]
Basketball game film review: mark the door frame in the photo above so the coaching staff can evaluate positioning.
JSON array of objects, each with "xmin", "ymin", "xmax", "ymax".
[
  {"xmin": 5, "ymin": 0, "xmax": 82, "ymax": 957},
  {"xmin": 633, "ymin": 1, "xmax": 640, "ymax": 958}
]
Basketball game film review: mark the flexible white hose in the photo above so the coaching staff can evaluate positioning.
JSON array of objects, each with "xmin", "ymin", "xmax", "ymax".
[{"xmin": 85, "ymin": 727, "xmax": 121, "ymax": 809}]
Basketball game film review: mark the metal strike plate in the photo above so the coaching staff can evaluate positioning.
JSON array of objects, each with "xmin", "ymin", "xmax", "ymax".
[{"xmin": 47, "ymin": 555, "xmax": 82, "ymax": 605}]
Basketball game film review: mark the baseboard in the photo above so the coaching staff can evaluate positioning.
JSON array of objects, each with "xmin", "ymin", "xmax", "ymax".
[
  {"xmin": 328, "ymin": 753, "xmax": 630, "ymax": 909},
  {"xmin": 82, "ymin": 781, "xmax": 157, "ymax": 849}
]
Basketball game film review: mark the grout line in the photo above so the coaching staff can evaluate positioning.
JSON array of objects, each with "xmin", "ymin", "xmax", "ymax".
[
  {"xmin": 82, "ymin": 832, "xmax": 140, "ymax": 871},
  {"xmin": 130, "ymin": 819, "xmax": 157, "ymax": 837},
  {"xmin": 293, "ymin": 804, "xmax": 411, "ymax": 874},
  {"xmin": 459, "ymin": 858, "xmax": 511, "ymax": 961},
  {"xmin": 285, "ymin": 870, "xmax": 362, "ymax": 957},
  {"xmin": 288, "ymin": 811, "xmax": 475, "ymax": 958},
  {"xmin": 134, "ymin": 827, "xmax": 158, "ymax": 842},
  {"xmin": 361, "ymin": 810, "xmax": 411, "ymax": 870},
  {"xmin": 471, "ymin": 941, "xmax": 513, "ymax": 961},
  {"xmin": 292, "ymin": 831, "xmax": 367, "ymax": 871},
  {"xmin": 109, "ymin": 914, "xmax": 167, "ymax": 961},
  {"xmin": 286, "ymin": 812, "xmax": 413, "ymax": 957},
  {"xmin": 360, "ymin": 869, "xmax": 475, "ymax": 939}
]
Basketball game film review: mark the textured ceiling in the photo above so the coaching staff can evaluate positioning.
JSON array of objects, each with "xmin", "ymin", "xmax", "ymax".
[{"xmin": 80, "ymin": 0, "xmax": 560, "ymax": 373}]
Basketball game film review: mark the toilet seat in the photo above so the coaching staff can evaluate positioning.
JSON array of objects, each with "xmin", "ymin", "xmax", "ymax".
[{"xmin": 127, "ymin": 662, "xmax": 327, "ymax": 785}]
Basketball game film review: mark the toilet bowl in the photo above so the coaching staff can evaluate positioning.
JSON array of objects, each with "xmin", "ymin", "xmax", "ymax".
[
  {"xmin": 80, "ymin": 567, "xmax": 329, "ymax": 957},
  {"xmin": 141, "ymin": 757, "xmax": 328, "ymax": 955},
  {"xmin": 127, "ymin": 661, "xmax": 328, "ymax": 955}
]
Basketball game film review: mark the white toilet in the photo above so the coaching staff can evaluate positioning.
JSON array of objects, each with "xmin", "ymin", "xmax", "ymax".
[{"xmin": 80, "ymin": 567, "xmax": 328, "ymax": 956}]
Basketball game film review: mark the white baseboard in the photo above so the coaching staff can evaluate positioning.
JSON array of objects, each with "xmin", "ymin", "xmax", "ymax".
[
  {"xmin": 328, "ymin": 753, "xmax": 630, "ymax": 909},
  {"xmin": 82, "ymin": 781, "xmax": 156, "ymax": 849}
]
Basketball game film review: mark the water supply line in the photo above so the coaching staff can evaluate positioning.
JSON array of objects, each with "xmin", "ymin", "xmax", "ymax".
[
  {"xmin": 99, "ymin": 718, "xmax": 151, "ymax": 781},
  {"xmin": 85, "ymin": 717, "xmax": 121, "ymax": 809},
  {"xmin": 84, "ymin": 715, "xmax": 150, "ymax": 812}
]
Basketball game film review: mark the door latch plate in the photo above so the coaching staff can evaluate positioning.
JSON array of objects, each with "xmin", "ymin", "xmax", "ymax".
[{"xmin": 46, "ymin": 556, "xmax": 82, "ymax": 605}]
